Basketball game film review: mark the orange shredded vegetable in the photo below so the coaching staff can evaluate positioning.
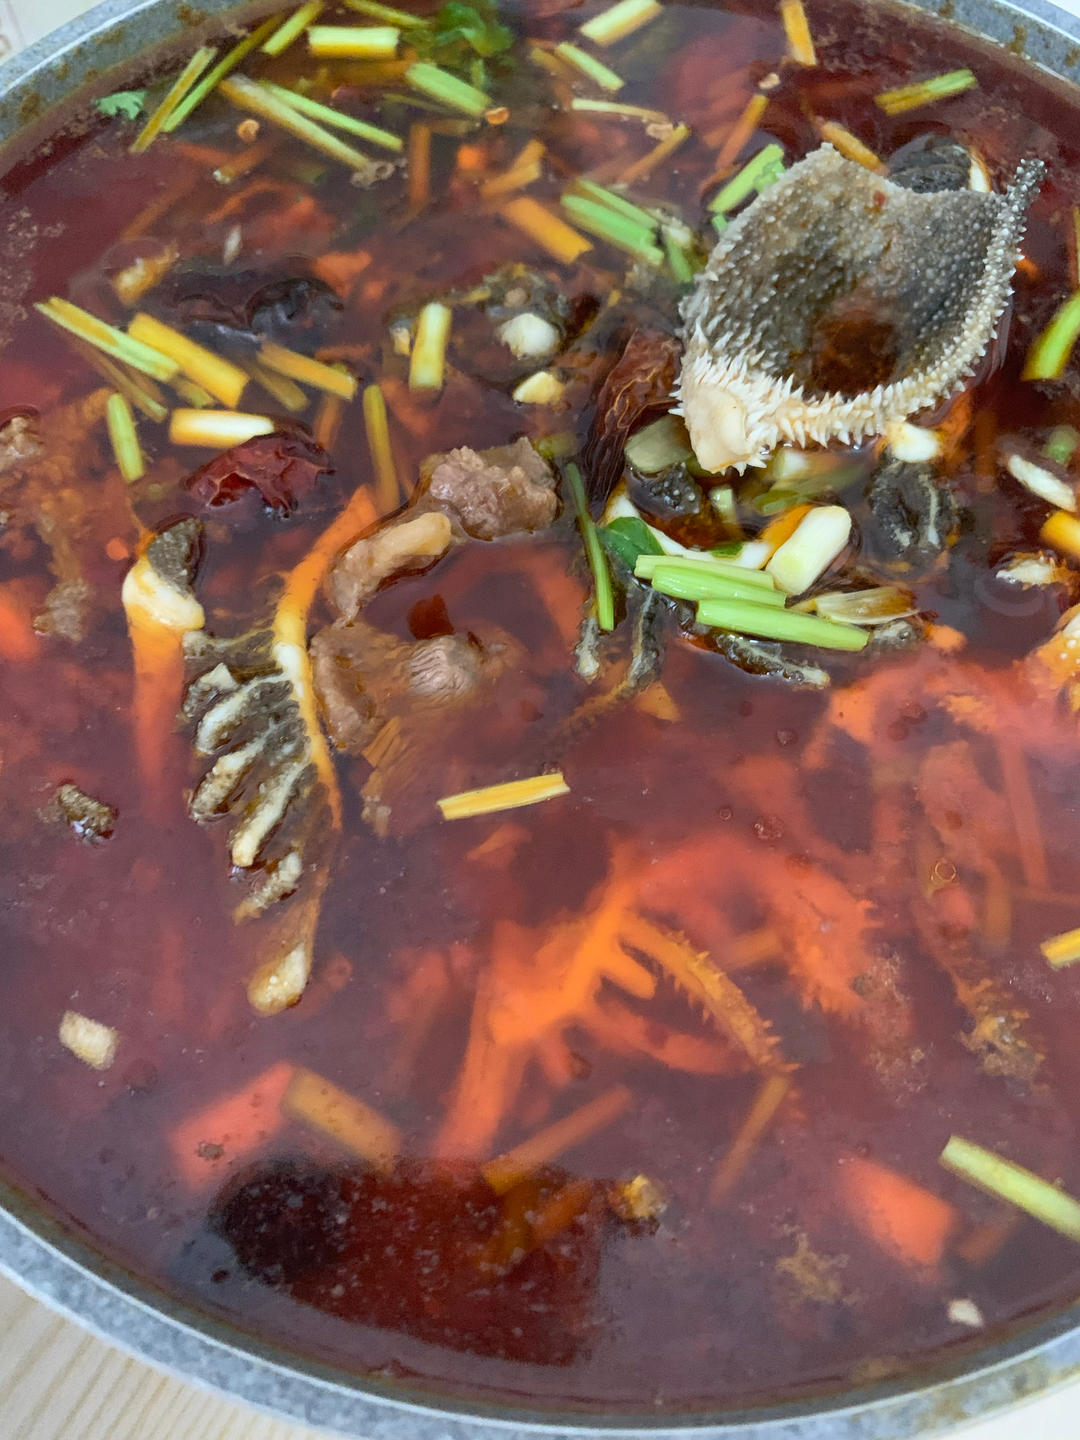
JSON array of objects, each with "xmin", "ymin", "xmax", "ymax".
[{"xmin": 839, "ymin": 1155, "xmax": 957, "ymax": 1270}]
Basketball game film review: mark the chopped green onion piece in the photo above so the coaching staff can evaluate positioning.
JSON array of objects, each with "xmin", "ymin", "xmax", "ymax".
[
  {"xmin": 105, "ymin": 393, "xmax": 144, "ymax": 482},
  {"xmin": 634, "ymin": 552, "xmax": 776, "ymax": 588},
  {"xmin": 307, "ymin": 24, "xmax": 400, "ymax": 58},
  {"xmin": 662, "ymin": 225, "xmax": 695, "ymax": 284},
  {"xmin": 940, "ymin": 1135, "xmax": 1080, "ymax": 1243},
  {"xmin": 624, "ymin": 414, "xmax": 693, "ymax": 474},
  {"xmin": 262, "ymin": 2, "xmax": 325, "ymax": 56},
  {"xmin": 219, "ymin": 77, "xmax": 380, "ymax": 174},
  {"xmin": 363, "ymin": 383, "xmax": 399, "ymax": 510},
  {"xmin": 404, "ymin": 62, "xmax": 491, "ymax": 118},
  {"xmin": 1041, "ymin": 925, "xmax": 1080, "ymax": 968},
  {"xmin": 163, "ymin": 16, "xmax": 284, "ymax": 132},
  {"xmin": 710, "ymin": 485, "xmax": 738, "ymax": 527},
  {"xmin": 597, "ymin": 515, "xmax": 665, "ymax": 570},
  {"xmin": 1045, "ymin": 425, "xmax": 1080, "ymax": 467},
  {"xmin": 570, "ymin": 177, "xmax": 657, "ymax": 231},
  {"xmin": 566, "ymin": 463, "xmax": 615, "ymax": 631},
  {"xmin": 246, "ymin": 360, "xmax": 309, "ymax": 413},
  {"xmin": 130, "ymin": 45, "xmax": 218, "ymax": 153},
  {"xmin": 875, "ymin": 68, "xmax": 977, "ymax": 115},
  {"xmin": 343, "ymin": 0, "xmax": 428, "ymax": 26},
  {"xmin": 35, "ymin": 299, "xmax": 179, "ymax": 382},
  {"xmin": 554, "ymin": 42, "xmax": 624, "ymax": 93},
  {"xmin": 709, "ymin": 143, "xmax": 785, "ymax": 214},
  {"xmin": 262, "ymin": 81, "xmax": 403, "ymax": 151},
  {"xmin": 697, "ymin": 597, "xmax": 869, "ymax": 650},
  {"xmin": 579, "ymin": 0, "xmax": 662, "ymax": 47},
  {"xmin": 650, "ymin": 562, "xmax": 786, "ymax": 606},
  {"xmin": 1023, "ymin": 289, "xmax": 1080, "ymax": 382},
  {"xmin": 570, "ymin": 98, "xmax": 670, "ymax": 122},
  {"xmin": 560, "ymin": 194, "xmax": 663, "ymax": 266},
  {"xmin": 409, "ymin": 302, "xmax": 452, "ymax": 390},
  {"xmin": 712, "ymin": 214, "xmax": 729, "ymax": 235}
]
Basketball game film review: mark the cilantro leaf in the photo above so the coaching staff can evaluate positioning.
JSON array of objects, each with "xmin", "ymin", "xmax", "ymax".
[{"xmin": 96, "ymin": 90, "xmax": 147, "ymax": 121}]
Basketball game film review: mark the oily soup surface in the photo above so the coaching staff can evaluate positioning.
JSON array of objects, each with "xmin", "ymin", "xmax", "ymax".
[{"xmin": 4, "ymin": 0, "xmax": 1080, "ymax": 1413}]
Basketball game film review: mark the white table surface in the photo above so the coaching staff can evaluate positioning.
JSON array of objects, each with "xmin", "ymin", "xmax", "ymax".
[{"xmin": 4, "ymin": 0, "xmax": 1080, "ymax": 1434}]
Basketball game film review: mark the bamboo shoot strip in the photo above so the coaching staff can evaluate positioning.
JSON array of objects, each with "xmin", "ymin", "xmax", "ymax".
[
  {"xmin": 362, "ymin": 383, "xmax": 399, "ymax": 510},
  {"xmin": 1023, "ymin": 289, "xmax": 1080, "ymax": 381},
  {"xmin": 219, "ymin": 77, "xmax": 381, "ymax": 174},
  {"xmin": 284, "ymin": 1066, "xmax": 401, "ymax": 1172},
  {"xmin": 307, "ymin": 25, "xmax": 401, "ymax": 59},
  {"xmin": 437, "ymin": 772, "xmax": 570, "ymax": 820},
  {"xmin": 261, "ymin": 81, "xmax": 403, "ymax": 151},
  {"xmin": 566, "ymin": 462, "xmax": 615, "ymax": 630},
  {"xmin": 500, "ymin": 196, "xmax": 593, "ymax": 264},
  {"xmin": 710, "ymin": 1074, "xmax": 791, "ymax": 1203},
  {"xmin": 245, "ymin": 360, "xmax": 309, "ymax": 413},
  {"xmin": 817, "ymin": 120, "xmax": 884, "ymax": 172},
  {"xmin": 262, "ymin": 1, "xmax": 325, "ymax": 56},
  {"xmin": 780, "ymin": 0, "xmax": 817, "ymax": 65},
  {"xmin": 405, "ymin": 62, "xmax": 492, "ymax": 118},
  {"xmin": 553, "ymin": 42, "xmax": 624, "ymax": 92},
  {"xmin": 343, "ymin": 0, "xmax": 428, "ymax": 26},
  {"xmin": 259, "ymin": 341, "xmax": 358, "ymax": 399},
  {"xmin": 940, "ymin": 1135, "xmax": 1080, "ymax": 1242},
  {"xmin": 162, "ymin": 17, "xmax": 284, "ymax": 132},
  {"xmin": 409, "ymin": 302, "xmax": 452, "ymax": 390},
  {"xmin": 128, "ymin": 312, "xmax": 248, "ymax": 408},
  {"xmin": 35, "ymin": 299, "xmax": 179, "ymax": 382},
  {"xmin": 579, "ymin": 0, "xmax": 663, "ymax": 47},
  {"xmin": 169, "ymin": 409, "xmax": 276, "ymax": 447},
  {"xmin": 130, "ymin": 46, "xmax": 218, "ymax": 153},
  {"xmin": 482, "ymin": 1086, "xmax": 633, "ymax": 1194},
  {"xmin": 1040, "ymin": 926, "xmax": 1080, "ymax": 968},
  {"xmin": 105, "ymin": 393, "xmax": 144, "ymax": 482}
]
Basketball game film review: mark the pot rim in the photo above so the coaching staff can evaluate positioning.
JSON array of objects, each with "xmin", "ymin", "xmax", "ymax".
[{"xmin": 4, "ymin": 0, "xmax": 1080, "ymax": 1435}]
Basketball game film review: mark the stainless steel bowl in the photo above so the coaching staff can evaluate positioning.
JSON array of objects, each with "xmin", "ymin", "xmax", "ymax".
[{"xmin": 4, "ymin": 1, "xmax": 1080, "ymax": 1434}]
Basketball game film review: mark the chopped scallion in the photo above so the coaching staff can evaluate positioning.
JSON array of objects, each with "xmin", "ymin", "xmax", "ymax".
[
  {"xmin": 566, "ymin": 462, "xmax": 615, "ymax": 631},
  {"xmin": 409, "ymin": 302, "xmax": 452, "ymax": 390},
  {"xmin": 128, "ymin": 312, "xmax": 248, "ymax": 408},
  {"xmin": 105, "ymin": 393, "xmax": 144, "ymax": 482},
  {"xmin": 874, "ymin": 68, "xmax": 977, "ymax": 115},
  {"xmin": 405, "ymin": 61, "xmax": 491, "ymax": 118},
  {"xmin": 1023, "ymin": 288, "xmax": 1080, "ymax": 382},
  {"xmin": 579, "ymin": 0, "xmax": 662, "ymax": 47},
  {"xmin": 570, "ymin": 98, "xmax": 670, "ymax": 122},
  {"xmin": 262, "ymin": 2, "xmax": 325, "ymax": 57},
  {"xmin": 307, "ymin": 24, "xmax": 400, "ymax": 58},
  {"xmin": 130, "ymin": 45, "xmax": 218, "ymax": 153},
  {"xmin": 162, "ymin": 16, "xmax": 284, "ymax": 132},
  {"xmin": 709, "ymin": 142, "xmax": 785, "ymax": 214},
  {"xmin": 219, "ymin": 76, "xmax": 381, "ymax": 174},
  {"xmin": 697, "ymin": 596, "xmax": 869, "ymax": 650},
  {"xmin": 560, "ymin": 194, "xmax": 663, "ymax": 265},
  {"xmin": 259, "ymin": 341, "xmax": 358, "ymax": 400},
  {"xmin": 634, "ymin": 552, "xmax": 777, "ymax": 588},
  {"xmin": 246, "ymin": 360, "xmax": 309, "ymax": 413},
  {"xmin": 35, "ymin": 298, "xmax": 178, "ymax": 382},
  {"xmin": 342, "ymin": 0, "xmax": 428, "ymax": 26},
  {"xmin": 662, "ymin": 225, "xmax": 695, "ymax": 283},
  {"xmin": 941, "ymin": 1135, "xmax": 1080, "ymax": 1243},
  {"xmin": 650, "ymin": 562, "xmax": 786, "ymax": 606},
  {"xmin": 1041, "ymin": 925, "xmax": 1080, "ymax": 968},
  {"xmin": 553, "ymin": 41, "xmax": 624, "ymax": 93},
  {"xmin": 362, "ymin": 383, "xmax": 399, "ymax": 510},
  {"xmin": 569, "ymin": 176, "xmax": 657, "ymax": 230},
  {"xmin": 262, "ymin": 81, "xmax": 402, "ymax": 150}
]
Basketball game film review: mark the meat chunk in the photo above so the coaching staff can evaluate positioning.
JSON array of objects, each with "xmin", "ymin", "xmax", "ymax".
[
  {"xmin": 0, "ymin": 411, "xmax": 42, "ymax": 475},
  {"xmin": 328, "ymin": 510, "xmax": 453, "ymax": 620},
  {"xmin": 51, "ymin": 782, "xmax": 116, "ymax": 840},
  {"xmin": 420, "ymin": 437, "xmax": 558, "ymax": 541}
]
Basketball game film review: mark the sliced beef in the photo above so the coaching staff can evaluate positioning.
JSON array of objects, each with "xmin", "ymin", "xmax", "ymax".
[
  {"xmin": 327, "ymin": 511, "xmax": 453, "ymax": 619},
  {"xmin": 420, "ymin": 436, "xmax": 558, "ymax": 541}
]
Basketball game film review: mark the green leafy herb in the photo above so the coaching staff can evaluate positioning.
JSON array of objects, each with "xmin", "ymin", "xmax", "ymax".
[
  {"xmin": 413, "ymin": 0, "xmax": 512, "ymax": 84},
  {"xmin": 96, "ymin": 90, "xmax": 147, "ymax": 121},
  {"xmin": 598, "ymin": 515, "xmax": 665, "ymax": 570}
]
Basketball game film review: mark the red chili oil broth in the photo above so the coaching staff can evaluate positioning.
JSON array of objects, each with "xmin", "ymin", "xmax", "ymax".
[{"xmin": 3, "ymin": 0, "xmax": 1080, "ymax": 1416}]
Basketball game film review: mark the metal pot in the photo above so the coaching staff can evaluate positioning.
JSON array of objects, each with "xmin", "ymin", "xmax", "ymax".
[{"xmin": 3, "ymin": 2, "xmax": 1080, "ymax": 1435}]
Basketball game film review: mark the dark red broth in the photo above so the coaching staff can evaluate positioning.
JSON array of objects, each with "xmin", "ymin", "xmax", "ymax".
[{"xmin": 4, "ymin": 0, "xmax": 1080, "ymax": 1415}]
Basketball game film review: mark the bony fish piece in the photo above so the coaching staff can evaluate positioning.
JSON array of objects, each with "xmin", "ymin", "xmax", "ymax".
[{"xmin": 678, "ymin": 145, "xmax": 1043, "ymax": 472}]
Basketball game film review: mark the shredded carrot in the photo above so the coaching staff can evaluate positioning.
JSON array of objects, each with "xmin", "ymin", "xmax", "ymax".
[
  {"xmin": 703, "ymin": 93, "xmax": 768, "ymax": 189},
  {"xmin": 314, "ymin": 392, "xmax": 346, "ymax": 450},
  {"xmin": 213, "ymin": 138, "xmax": 274, "ymax": 184},
  {"xmin": 839, "ymin": 1155, "xmax": 957, "ymax": 1270},
  {"xmin": 456, "ymin": 141, "xmax": 486, "ymax": 172},
  {"xmin": 482, "ymin": 1085, "xmax": 632, "ymax": 1194},
  {"xmin": 409, "ymin": 123, "xmax": 431, "ymax": 210},
  {"xmin": 955, "ymin": 1212, "xmax": 1020, "ymax": 1265},
  {"xmin": 169, "ymin": 1062, "xmax": 294, "ymax": 1188},
  {"xmin": 0, "ymin": 587, "xmax": 38, "ymax": 662},
  {"xmin": 710, "ymin": 1073, "xmax": 792, "ymax": 1203},
  {"xmin": 995, "ymin": 739, "xmax": 1049, "ymax": 891},
  {"xmin": 781, "ymin": 0, "xmax": 817, "ymax": 65},
  {"xmin": 1016, "ymin": 252, "xmax": 1039, "ymax": 281},
  {"xmin": 479, "ymin": 1178, "xmax": 594, "ymax": 1272},
  {"xmin": 759, "ymin": 501, "xmax": 814, "ymax": 557},
  {"xmin": 312, "ymin": 247, "xmax": 372, "ymax": 298},
  {"xmin": 729, "ymin": 925, "xmax": 782, "ymax": 969},
  {"xmin": 817, "ymin": 120, "xmax": 883, "ymax": 173},
  {"xmin": 634, "ymin": 681, "xmax": 680, "ymax": 721},
  {"xmin": 499, "ymin": 196, "xmax": 593, "ymax": 264},
  {"xmin": 617, "ymin": 122, "xmax": 691, "ymax": 186},
  {"xmin": 284, "ymin": 1066, "xmax": 401, "ymax": 1171},
  {"xmin": 121, "ymin": 170, "xmax": 202, "ymax": 240},
  {"xmin": 480, "ymin": 160, "xmax": 542, "ymax": 198},
  {"xmin": 105, "ymin": 536, "xmax": 131, "ymax": 563},
  {"xmin": 204, "ymin": 178, "xmax": 294, "ymax": 226}
]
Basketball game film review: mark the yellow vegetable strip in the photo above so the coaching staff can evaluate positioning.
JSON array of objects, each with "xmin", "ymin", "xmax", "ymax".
[
  {"xmin": 482, "ymin": 1085, "xmax": 632, "ymax": 1194},
  {"xmin": 437, "ymin": 771, "xmax": 570, "ymax": 820},
  {"xmin": 618, "ymin": 122, "xmax": 691, "ymax": 185},
  {"xmin": 262, "ymin": 1, "xmax": 325, "ymax": 56},
  {"xmin": 131, "ymin": 46, "xmax": 218, "ymax": 153},
  {"xmin": 169, "ymin": 409, "xmax": 276, "ymax": 447},
  {"xmin": 219, "ymin": 76, "xmax": 379, "ymax": 173},
  {"xmin": 163, "ymin": 16, "xmax": 285, "ymax": 132},
  {"xmin": 128, "ymin": 312, "xmax": 248, "ymax": 408},
  {"xmin": 245, "ymin": 360, "xmax": 309, "ymax": 413},
  {"xmin": 780, "ymin": 0, "xmax": 817, "ymax": 65},
  {"xmin": 1041, "ymin": 509, "xmax": 1080, "ymax": 560},
  {"xmin": 941, "ymin": 1135, "xmax": 1080, "ymax": 1243},
  {"xmin": 1041, "ymin": 926, "xmax": 1080, "ymax": 968},
  {"xmin": 284, "ymin": 1066, "xmax": 400, "ymax": 1172},
  {"xmin": 499, "ymin": 196, "xmax": 592, "ymax": 264},
  {"xmin": 36, "ymin": 298, "xmax": 178, "ymax": 381},
  {"xmin": 363, "ymin": 383, "xmax": 399, "ymax": 511},
  {"xmin": 65, "ymin": 337, "xmax": 169, "ymax": 422},
  {"xmin": 409, "ymin": 301, "xmax": 452, "ymax": 391},
  {"xmin": 259, "ymin": 341, "xmax": 358, "ymax": 400},
  {"xmin": 817, "ymin": 120, "xmax": 884, "ymax": 173},
  {"xmin": 710, "ymin": 1073, "xmax": 792, "ymax": 1203},
  {"xmin": 308, "ymin": 24, "xmax": 400, "ymax": 58},
  {"xmin": 106, "ymin": 393, "xmax": 144, "ymax": 482},
  {"xmin": 579, "ymin": 0, "xmax": 662, "ymax": 47},
  {"xmin": 709, "ymin": 92, "xmax": 768, "ymax": 174}
]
